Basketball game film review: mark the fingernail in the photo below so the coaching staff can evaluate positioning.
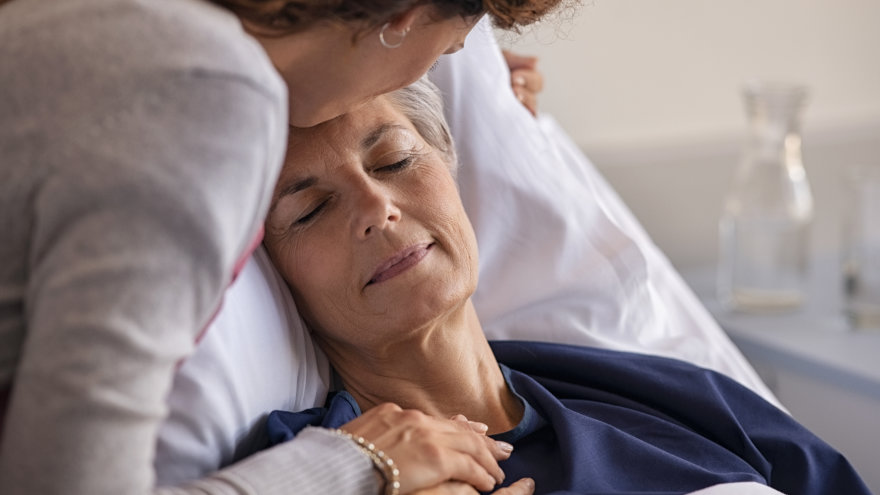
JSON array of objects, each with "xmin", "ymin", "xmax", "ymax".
[
  {"xmin": 469, "ymin": 421, "xmax": 489, "ymax": 433},
  {"xmin": 513, "ymin": 75, "xmax": 526, "ymax": 86},
  {"xmin": 496, "ymin": 440, "xmax": 514, "ymax": 453},
  {"xmin": 523, "ymin": 477, "xmax": 535, "ymax": 488}
]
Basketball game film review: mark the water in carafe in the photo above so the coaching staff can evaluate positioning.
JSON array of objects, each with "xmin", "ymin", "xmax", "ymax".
[{"xmin": 717, "ymin": 81, "xmax": 813, "ymax": 311}]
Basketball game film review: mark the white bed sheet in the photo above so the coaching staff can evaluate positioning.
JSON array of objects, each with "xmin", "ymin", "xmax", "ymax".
[{"xmin": 688, "ymin": 482, "xmax": 785, "ymax": 495}]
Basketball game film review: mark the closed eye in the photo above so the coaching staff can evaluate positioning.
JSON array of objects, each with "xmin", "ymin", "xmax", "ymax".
[
  {"xmin": 295, "ymin": 198, "xmax": 329, "ymax": 226},
  {"xmin": 376, "ymin": 156, "xmax": 414, "ymax": 173}
]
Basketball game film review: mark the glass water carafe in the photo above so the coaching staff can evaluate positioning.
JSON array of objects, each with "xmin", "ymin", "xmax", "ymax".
[{"xmin": 717, "ymin": 81, "xmax": 813, "ymax": 311}]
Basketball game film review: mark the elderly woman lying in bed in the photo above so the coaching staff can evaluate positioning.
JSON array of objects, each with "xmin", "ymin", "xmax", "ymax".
[{"xmin": 261, "ymin": 79, "xmax": 869, "ymax": 495}]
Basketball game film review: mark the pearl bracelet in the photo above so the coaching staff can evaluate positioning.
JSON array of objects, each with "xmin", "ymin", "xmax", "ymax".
[{"xmin": 333, "ymin": 429, "xmax": 400, "ymax": 495}]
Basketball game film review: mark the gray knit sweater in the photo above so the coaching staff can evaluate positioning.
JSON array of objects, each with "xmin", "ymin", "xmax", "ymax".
[{"xmin": 0, "ymin": 0, "xmax": 375, "ymax": 493}]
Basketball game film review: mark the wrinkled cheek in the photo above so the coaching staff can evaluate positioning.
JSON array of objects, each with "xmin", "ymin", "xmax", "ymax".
[
  {"xmin": 283, "ymin": 239, "xmax": 306, "ymax": 282},
  {"xmin": 276, "ymin": 237, "xmax": 322, "ymax": 307},
  {"xmin": 305, "ymin": 289, "xmax": 373, "ymax": 350},
  {"xmin": 449, "ymin": 221, "xmax": 479, "ymax": 292}
]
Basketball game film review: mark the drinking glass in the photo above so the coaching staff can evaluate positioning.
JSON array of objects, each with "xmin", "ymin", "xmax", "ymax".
[{"xmin": 841, "ymin": 164, "xmax": 880, "ymax": 329}]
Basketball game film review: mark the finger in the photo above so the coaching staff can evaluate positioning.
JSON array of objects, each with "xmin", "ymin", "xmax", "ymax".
[
  {"xmin": 439, "ymin": 426, "xmax": 509, "ymax": 483},
  {"xmin": 449, "ymin": 414, "xmax": 490, "ymax": 434},
  {"xmin": 440, "ymin": 449, "xmax": 501, "ymax": 492},
  {"xmin": 413, "ymin": 430, "xmax": 502, "ymax": 488},
  {"xmin": 469, "ymin": 421, "xmax": 489, "ymax": 434},
  {"xmin": 483, "ymin": 435, "xmax": 514, "ymax": 461},
  {"xmin": 494, "ymin": 478, "xmax": 536, "ymax": 495},
  {"xmin": 412, "ymin": 481, "xmax": 480, "ymax": 495},
  {"xmin": 512, "ymin": 87, "xmax": 538, "ymax": 116},
  {"xmin": 432, "ymin": 417, "xmax": 507, "ymax": 482},
  {"xmin": 510, "ymin": 68, "xmax": 544, "ymax": 94},
  {"xmin": 502, "ymin": 49, "xmax": 538, "ymax": 70}
]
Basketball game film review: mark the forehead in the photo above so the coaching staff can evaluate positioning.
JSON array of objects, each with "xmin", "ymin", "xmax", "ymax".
[
  {"xmin": 286, "ymin": 95, "xmax": 411, "ymax": 154},
  {"xmin": 282, "ymin": 100, "xmax": 417, "ymax": 189}
]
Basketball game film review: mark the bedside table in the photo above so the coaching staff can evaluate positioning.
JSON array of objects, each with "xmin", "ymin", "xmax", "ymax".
[{"xmin": 681, "ymin": 259, "xmax": 880, "ymax": 494}]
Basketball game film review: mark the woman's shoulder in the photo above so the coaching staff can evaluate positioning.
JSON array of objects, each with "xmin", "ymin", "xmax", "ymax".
[{"xmin": 0, "ymin": 0, "xmax": 282, "ymax": 95}]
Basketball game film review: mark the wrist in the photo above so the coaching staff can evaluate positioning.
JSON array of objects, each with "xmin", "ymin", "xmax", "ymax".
[{"xmin": 330, "ymin": 428, "xmax": 400, "ymax": 495}]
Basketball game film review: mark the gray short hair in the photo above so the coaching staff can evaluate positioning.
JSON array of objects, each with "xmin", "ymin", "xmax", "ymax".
[{"xmin": 385, "ymin": 77, "xmax": 458, "ymax": 175}]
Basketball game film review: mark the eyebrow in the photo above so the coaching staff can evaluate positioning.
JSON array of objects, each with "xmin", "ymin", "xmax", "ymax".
[
  {"xmin": 270, "ymin": 176, "xmax": 316, "ymax": 214},
  {"xmin": 361, "ymin": 122, "xmax": 408, "ymax": 149},
  {"xmin": 278, "ymin": 176, "xmax": 317, "ymax": 198}
]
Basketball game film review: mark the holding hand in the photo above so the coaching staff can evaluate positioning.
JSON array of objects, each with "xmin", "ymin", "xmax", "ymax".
[
  {"xmin": 502, "ymin": 50, "xmax": 544, "ymax": 116},
  {"xmin": 341, "ymin": 404, "xmax": 513, "ymax": 494}
]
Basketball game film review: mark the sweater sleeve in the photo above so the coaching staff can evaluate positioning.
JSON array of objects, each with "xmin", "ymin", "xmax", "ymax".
[
  {"xmin": 0, "ymin": 49, "xmax": 378, "ymax": 495},
  {"xmin": 164, "ymin": 428, "xmax": 380, "ymax": 495}
]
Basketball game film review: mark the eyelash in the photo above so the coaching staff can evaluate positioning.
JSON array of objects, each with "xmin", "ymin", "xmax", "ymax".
[
  {"xmin": 292, "ymin": 156, "xmax": 415, "ymax": 228},
  {"xmin": 376, "ymin": 155, "xmax": 415, "ymax": 173},
  {"xmin": 295, "ymin": 198, "xmax": 329, "ymax": 226}
]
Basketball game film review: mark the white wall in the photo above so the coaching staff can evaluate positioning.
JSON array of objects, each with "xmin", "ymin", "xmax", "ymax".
[
  {"xmin": 497, "ymin": 8, "xmax": 880, "ymax": 488},
  {"xmin": 499, "ymin": 0, "xmax": 880, "ymax": 270}
]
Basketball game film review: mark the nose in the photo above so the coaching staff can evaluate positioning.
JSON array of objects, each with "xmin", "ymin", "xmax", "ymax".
[{"xmin": 352, "ymin": 181, "xmax": 401, "ymax": 239}]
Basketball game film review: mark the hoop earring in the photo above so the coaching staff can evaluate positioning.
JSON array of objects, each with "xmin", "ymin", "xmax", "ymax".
[{"xmin": 379, "ymin": 22, "xmax": 409, "ymax": 49}]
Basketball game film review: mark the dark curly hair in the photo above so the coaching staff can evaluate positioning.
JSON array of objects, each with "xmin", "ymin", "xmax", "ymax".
[{"xmin": 209, "ymin": 0, "xmax": 568, "ymax": 33}]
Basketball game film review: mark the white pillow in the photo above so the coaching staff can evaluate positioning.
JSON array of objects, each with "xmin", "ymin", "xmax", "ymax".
[
  {"xmin": 155, "ymin": 247, "xmax": 330, "ymax": 485},
  {"xmin": 156, "ymin": 17, "xmax": 779, "ymax": 485},
  {"xmin": 431, "ymin": 20, "xmax": 777, "ymax": 404}
]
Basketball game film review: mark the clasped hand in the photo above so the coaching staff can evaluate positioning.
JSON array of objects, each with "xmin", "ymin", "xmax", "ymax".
[{"xmin": 341, "ymin": 404, "xmax": 534, "ymax": 495}]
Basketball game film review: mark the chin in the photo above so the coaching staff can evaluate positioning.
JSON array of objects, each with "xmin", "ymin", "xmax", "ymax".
[
  {"xmin": 288, "ymin": 102, "xmax": 347, "ymax": 128},
  {"xmin": 289, "ymin": 112, "xmax": 333, "ymax": 129}
]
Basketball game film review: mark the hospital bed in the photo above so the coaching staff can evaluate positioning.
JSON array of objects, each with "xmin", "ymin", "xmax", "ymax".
[{"xmin": 155, "ymin": 18, "xmax": 785, "ymax": 495}]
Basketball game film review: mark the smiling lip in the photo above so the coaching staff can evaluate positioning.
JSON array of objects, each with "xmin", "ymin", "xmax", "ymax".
[{"xmin": 367, "ymin": 243, "xmax": 434, "ymax": 286}]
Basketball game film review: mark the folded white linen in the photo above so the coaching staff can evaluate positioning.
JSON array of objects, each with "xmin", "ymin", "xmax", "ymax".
[{"xmin": 687, "ymin": 482, "xmax": 786, "ymax": 495}]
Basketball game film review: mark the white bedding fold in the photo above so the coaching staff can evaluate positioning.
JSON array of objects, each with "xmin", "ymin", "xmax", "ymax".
[{"xmin": 687, "ymin": 482, "xmax": 786, "ymax": 495}]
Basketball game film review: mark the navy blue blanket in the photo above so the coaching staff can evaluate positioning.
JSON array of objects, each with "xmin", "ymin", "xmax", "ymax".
[{"xmin": 266, "ymin": 341, "xmax": 869, "ymax": 495}]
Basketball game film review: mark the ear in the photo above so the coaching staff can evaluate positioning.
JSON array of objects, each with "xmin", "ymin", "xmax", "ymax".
[{"xmin": 384, "ymin": 4, "xmax": 434, "ymax": 33}]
